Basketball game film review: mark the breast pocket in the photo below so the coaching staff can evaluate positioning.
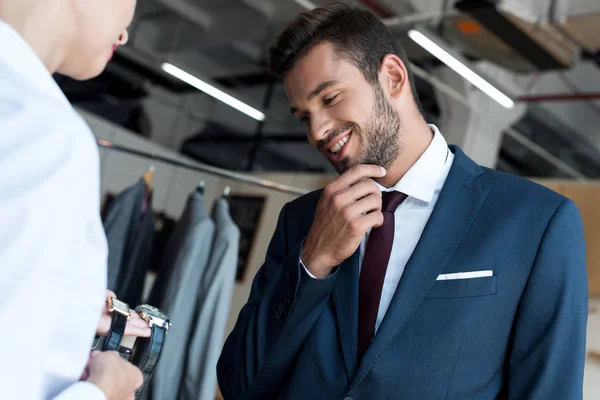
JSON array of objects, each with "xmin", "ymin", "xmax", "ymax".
[{"xmin": 425, "ymin": 276, "xmax": 497, "ymax": 299}]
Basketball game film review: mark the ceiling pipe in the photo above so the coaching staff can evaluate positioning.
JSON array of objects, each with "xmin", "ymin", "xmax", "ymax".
[
  {"xmin": 358, "ymin": 0, "xmax": 394, "ymax": 18},
  {"xmin": 516, "ymin": 92, "xmax": 600, "ymax": 103},
  {"xmin": 409, "ymin": 62, "xmax": 588, "ymax": 180}
]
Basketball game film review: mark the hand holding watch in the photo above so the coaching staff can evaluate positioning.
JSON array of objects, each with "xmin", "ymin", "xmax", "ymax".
[
  {"xmin": 96, "ymin": 291, "xmax": 152, "ymax": 339},
  {"xmin": 102, "ymin": 297, "xmax": 131, "ymax": 352},
  {"xmin": 92, "ymin": 294, "xmax": 171, "ymax": 399},
  {"xmin": 131, "ymin": 304, "xmax": 171, "ymax": 399}
]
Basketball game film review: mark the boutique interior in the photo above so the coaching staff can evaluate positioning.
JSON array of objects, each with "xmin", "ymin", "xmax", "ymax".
[{"xmin": 52, "ymin": 0, "xmax": 600, "ymax": 398}]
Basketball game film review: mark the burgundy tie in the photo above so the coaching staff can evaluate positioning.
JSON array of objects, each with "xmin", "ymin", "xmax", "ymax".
[{"xmin": 357, "ymin": 191, "xmax": 407, "ymax": 362}]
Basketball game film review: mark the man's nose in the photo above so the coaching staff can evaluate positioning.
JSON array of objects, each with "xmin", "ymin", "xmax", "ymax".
[{"xmin": 308, "ymin": 113, "xmax": 333, "ymax": 148}]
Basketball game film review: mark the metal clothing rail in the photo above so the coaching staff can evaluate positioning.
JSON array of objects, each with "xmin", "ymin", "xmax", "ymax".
[{"xmin": 96, "ymin": 139, "xmax": 310, "ymax": 196}]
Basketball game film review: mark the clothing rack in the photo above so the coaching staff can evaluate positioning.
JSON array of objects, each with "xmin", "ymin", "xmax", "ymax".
[{"xmin": 96, "ymin": 139, "xmax": 310, "ymax": 196}]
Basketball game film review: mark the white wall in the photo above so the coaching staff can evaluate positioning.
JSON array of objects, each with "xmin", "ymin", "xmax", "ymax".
[
  {"xmin": 434, "ymin": 63, "xmax": 527, "ymax": 168},
  {"xmin": 512, "ymin": 62, "xmax": 600, "ymax": 150}
]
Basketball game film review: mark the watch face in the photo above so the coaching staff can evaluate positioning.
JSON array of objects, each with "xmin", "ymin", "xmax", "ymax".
[
  {"xmin": 138, "ymin": 304, "xmax": 168, "ymax": 319},
  {"xmin": 108, "ymin": 297, "xmax": 131, "ymax": 318},
  {"xmin": 136, "ymin": 304, "xmax": 170, "ymax": 329}
]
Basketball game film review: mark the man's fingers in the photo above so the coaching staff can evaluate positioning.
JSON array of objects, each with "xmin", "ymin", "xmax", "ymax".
[
  {"xmin": 129, "ymin": 365, "xmax": 144, "ymax": 389},
  {"xmin": 342, "ymin": 179, "xmax": 381, "ymax": 202},
  {"xmin": 98, "ymin": 313, "xmax": 151, "ymax": 337},
  {"xmin": 124, "ymin": 322, "xmax": 152, "ymax": 337},
  {"xmin": 124, "ymin": 313, "xmax": 152, "ymax": 337},
  {"xmin": 362, "ymin": 210, "xmax": 385, "ymax": 230},
  {"xmin": 331, "ymin": 164, "xmax": 386, "ymax": 191},
  {"xmin": 326, "ymin": 176, "xmax": 381, "ymax": 211},
  {"xmin": 346, "ymin": 193, "xmax": 382, "ymax": 218}
]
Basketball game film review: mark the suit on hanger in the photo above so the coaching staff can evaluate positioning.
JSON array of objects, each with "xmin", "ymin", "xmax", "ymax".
[
  {"xmin": 148, "ymin": 212, "xmax": 177, "ymax": 273},
  {"xmin": 103, "ymin": 178, "xmax": 155, "ymax": 306},
  {"xmin": 147, "ymin": 190, "xmax": 215, "ymax": 400},
  {"xmin": 217, "ymin": 142, "xmax": 588, "ymax": 400},
  {"xmin": 180, "ymin": 197, "xmax": 240, "ymax": 400}
]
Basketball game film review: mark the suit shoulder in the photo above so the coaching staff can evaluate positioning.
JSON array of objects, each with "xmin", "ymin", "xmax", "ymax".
[
  {"xmin": 285, "ymin": 189, "xmax": 322, "ymax": 215},
  {"xmin": 481, "ymin": 167, "xmax": 567, "ymax": 209}
]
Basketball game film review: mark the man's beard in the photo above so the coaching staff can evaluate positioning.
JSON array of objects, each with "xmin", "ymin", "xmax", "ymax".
[{"xmin": 337, "ymin": 85, "xmax": 403, "ymax": 173}]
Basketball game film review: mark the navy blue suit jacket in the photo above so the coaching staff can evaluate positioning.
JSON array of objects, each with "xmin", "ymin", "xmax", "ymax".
[{"xmin": 218, "ymin": 146, "xmax": 588, "ymax": 400}]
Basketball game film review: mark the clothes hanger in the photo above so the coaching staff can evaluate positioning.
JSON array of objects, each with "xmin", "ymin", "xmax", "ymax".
[
  {"xmin": 143, "ymin": 165, "xmax": 155, "ymax": 194},
  {"xmin": 196, "ymin": 180, "xmax": 205, "ymax": 195},
  {"xmin": 222, "ymin": 186, "xmax": 231, "ymax": 199}
]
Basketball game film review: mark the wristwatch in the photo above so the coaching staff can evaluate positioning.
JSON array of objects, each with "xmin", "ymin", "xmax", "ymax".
[
  {"xmin": 131, "ymin": 304, "xmax": 171, "ymax": 399},
  {"xmin": 101, "ymin": 297, "xmax": 131, "ymax": 352}
]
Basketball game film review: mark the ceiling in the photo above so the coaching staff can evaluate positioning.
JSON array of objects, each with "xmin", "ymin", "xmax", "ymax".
[{"xmin": 54, "ymin": 0, "xmax": 600, "ymax": 178}]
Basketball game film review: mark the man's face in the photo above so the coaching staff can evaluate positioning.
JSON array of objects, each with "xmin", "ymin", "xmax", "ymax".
[
  {"xmin": 58, "ymin": 0, "xmax": 137, "ymax": 80},
  {"xmin": 284, "ymin": 42, "xmax": 402, "ymax": 174}
]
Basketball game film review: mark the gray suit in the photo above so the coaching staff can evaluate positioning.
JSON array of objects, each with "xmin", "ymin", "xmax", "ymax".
[
  {"xmin": 147, "ymin": 190, "xmax": 215, "ymax": 400},
  {"xmin": 180, "ymin": 198, "xmax": 240, "ymax": 400},
  {"xmin": 103, "ymin": 179, "xmax": 155, "ymax": 306}
]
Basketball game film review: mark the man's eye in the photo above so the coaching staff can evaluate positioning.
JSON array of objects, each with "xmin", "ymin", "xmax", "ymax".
[
  {"xmin": 324, "ymin": 94, "xmax": 339, "ymax": 105},
  {"xmin": 300, "ymin": 114, "xmax": 310, "ymax": 124}
]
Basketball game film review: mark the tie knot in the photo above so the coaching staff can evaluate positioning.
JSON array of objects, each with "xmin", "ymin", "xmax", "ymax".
[{"xmin": 382, "ymin": 191, "xmax": 407, "ymax": 213}]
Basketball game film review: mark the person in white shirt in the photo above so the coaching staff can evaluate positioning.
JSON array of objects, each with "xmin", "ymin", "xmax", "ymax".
[{"xmin": 0, "ymin": 1, "xmax": 153, "ymax": 399}]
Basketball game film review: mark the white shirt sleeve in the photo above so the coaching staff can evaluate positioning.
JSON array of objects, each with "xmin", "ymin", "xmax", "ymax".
[
  {"xmin": 0, "ymin": 101, "xmax": 108, "ymax": 399},
  {"xmin": 300, "ymin": 237, "xmax": 355, "ymax": 280},
  {"xmin": 300, "ymin": 258, "xmax": 339, "ymax": 280},
  {"xmin": 0, "ymin": 21, "xmax": 109, "ymax": 399},
  {"xmin": 53, "ymin": 382, "xmax": 106, "ymax": 400},
  {"xmin": 300, "ymin": 258, "xmax": 322, "ymax": 279}
]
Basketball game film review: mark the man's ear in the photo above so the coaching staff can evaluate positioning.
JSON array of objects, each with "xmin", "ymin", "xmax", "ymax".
[{"xmin": 380, "ymin": 54, "xmax": 408, "ymax": 99}]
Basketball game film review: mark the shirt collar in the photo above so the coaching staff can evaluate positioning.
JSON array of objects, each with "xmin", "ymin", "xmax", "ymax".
[
  {"xmin": 375, "ymin": 124, "xmax": 449, "ymax": 203},
  {"xmin": 0, "ymin": 20, "xmax": 70, "ymax": 109}
]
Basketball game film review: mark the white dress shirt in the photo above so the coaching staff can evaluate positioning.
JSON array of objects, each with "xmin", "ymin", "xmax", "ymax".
[
  {"xmin": 0, "ymin": 20, "xmax": 107, "ymax": 399},
  {"xmin": 304, "ymin": 125, "xmax": 453, "ymax": 335}
]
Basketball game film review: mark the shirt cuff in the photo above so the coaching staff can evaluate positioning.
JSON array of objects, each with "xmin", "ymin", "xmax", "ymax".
[
  {"xmin": 300, "ymin": 258, "xmax": 338, "ymax": 280},
  {"xmin": 53, "ymin": 382, "xmax": 106, "ymax": 400},
  {"xmin": 299, "ymin": 238, "xmax": 338, "ymax": 280},
  {"xmin": 300, "ymin": 258, "xmax": 320, "ymax": 279}
]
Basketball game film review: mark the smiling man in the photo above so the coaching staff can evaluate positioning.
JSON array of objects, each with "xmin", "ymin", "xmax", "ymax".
[{"xmin": 217, "ymin": 2, "xmax": 588, "ymax": 400}]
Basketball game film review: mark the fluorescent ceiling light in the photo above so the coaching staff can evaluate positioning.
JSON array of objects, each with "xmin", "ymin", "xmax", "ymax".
[
  {"xmin": 161, "ymin": 62, "xmax": 266, "ymax": 121},
  {"xmin": 408, "ymin": 29, "xmax": 514, "ymax": 109}
]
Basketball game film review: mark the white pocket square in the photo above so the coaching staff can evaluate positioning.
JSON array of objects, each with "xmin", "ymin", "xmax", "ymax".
[{"xmin": 436, "ymin": 270, "xmax": 493, "ymax": 281}]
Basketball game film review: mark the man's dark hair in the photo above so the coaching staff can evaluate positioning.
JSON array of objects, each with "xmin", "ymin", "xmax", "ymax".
[{"xmin": 267, "ymin": 1, "xmax": 421, "ymax": 110}]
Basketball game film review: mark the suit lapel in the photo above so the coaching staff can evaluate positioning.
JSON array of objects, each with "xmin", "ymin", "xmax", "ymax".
[
  {"xmin": 350, "ymin": 146, "xmax": 493, "ymax": 387},
  {"xmin": 332, "ymin": 249, "xmax": 360, "ymax": 380}
]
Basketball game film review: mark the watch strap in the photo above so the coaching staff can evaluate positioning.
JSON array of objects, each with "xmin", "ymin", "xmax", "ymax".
[
  {"xmin": 132, "ymin": 324, "xmax": 166, "ymax": 399},
  {"xmin": 102, "ymin": 311, "xmax": 127, "ymax": 351}
]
